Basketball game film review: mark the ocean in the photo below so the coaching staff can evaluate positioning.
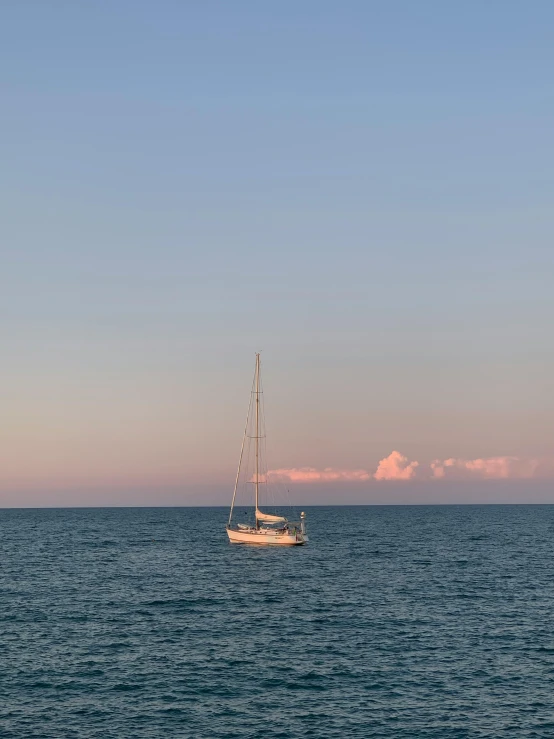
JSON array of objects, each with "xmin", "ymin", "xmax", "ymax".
[{"xmin": 1, "ymin": 505, "xmax": 554, "ymax": 738}]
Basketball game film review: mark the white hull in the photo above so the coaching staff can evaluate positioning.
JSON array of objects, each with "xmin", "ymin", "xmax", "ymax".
[{"xmin": 227, "ymin": 527, "xmax": 307, "ymax": 546}]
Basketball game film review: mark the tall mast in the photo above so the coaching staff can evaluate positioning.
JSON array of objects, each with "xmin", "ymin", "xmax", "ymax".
[{"xmin": 255, "ymin": 352, "xmax": 260, "ymax": 528}]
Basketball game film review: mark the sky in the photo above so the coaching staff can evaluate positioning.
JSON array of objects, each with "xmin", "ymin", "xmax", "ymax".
[{"xmin": 1, "ymin": 1, "xmax": 554, "ymax": 506}]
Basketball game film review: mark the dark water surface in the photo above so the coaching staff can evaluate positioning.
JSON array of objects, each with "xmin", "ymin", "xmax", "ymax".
[{"xmin": 2, "ymin": 505, "xmax": 554, "ymax": 738}]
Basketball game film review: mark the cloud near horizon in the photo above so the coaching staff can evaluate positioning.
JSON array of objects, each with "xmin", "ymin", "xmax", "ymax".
[
  {"xmin": 430, "ymin": 456, "xmax": 539, "ymax": 480},
  {"xmin": 267, "ymin": 467, "xmax": 372, "ymax": 483},
  {"xmin": 373, "ymin": 451, "xmax": 419, "ymax": 480},
  {"xmin": 268, "ymin": 451, "xmax": 546, "ymax": 483}
]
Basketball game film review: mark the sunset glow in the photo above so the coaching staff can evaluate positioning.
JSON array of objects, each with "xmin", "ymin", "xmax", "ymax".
[{"xmin": 2, "ymin": 2, "xmax": 553, "ymax": 507}]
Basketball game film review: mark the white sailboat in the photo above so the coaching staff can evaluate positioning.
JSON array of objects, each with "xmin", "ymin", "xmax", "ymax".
[{"xmin": 226, "ymin": 353, "xmax": 308, "ymax": 546}]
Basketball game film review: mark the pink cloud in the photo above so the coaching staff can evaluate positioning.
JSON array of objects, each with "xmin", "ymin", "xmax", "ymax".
[
  {"xmin": 373, "ymin": 450, "xmax": 419, "ymax": 481},
  {"xmin": 431, "ymin": 455, "xmax": 539, "ymax": 480},
  {"xmin": 267, "ymin": 467, "xmax": 371, "ymax": 483},
  {"xmin": 266, "ymin": 452, "xmax": 549, "ymax": 485}
]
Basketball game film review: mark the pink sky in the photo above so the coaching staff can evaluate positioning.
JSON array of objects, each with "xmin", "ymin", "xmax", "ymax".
[
  {"xmin": 1, "ymin": 350, "xmax": 553, "ymax": 506},
  {"xmin": 3, "ymin": 445, "xmax": 553, "ymax": 508}
]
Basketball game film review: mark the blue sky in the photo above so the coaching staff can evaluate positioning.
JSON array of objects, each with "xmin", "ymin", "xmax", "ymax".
[{"xmin": 1, "ymin": 2, "xmax": 553, "ymax": 505}]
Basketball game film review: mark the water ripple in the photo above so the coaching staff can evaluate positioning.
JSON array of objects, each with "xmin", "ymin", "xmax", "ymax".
[{"xmin": 1, "ymin": 505, "xmax": 554, "ymax": 737}]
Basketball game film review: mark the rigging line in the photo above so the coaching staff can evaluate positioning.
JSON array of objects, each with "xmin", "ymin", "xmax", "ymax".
[
  {"xmin": 241, "ymin": 429, "xmax": 253, "ymax": 513},
  {"xmin": 259, "ymin": 359, "xmax": 277, "ymax": 514},
  {"xmin": 228, "ymin": 364, "xmax": 256, "ymax": 527},
  {"xmin": 261, "ymin": 385, "xmax": 272, "ymax": 508},
  {"xmin": 262, "ymin": 382, "xmax": 277, "ymax": 514},
  {"xmin": 255, "ymin": 353, "xmax": 260, "ymax": 526},
  {"xmin": 284, "ymin": 485, "xmax": 297, "ymax": 520}
]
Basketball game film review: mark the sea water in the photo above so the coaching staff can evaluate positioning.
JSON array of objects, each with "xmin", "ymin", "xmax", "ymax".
[{"xmin": 1, "ymin": 505, "xmax": 554, "ymax": 738}]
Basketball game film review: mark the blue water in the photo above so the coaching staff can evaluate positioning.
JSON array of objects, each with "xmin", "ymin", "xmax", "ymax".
[{"xmin": 1, "ymin": 505, "xmax": 554, "ymax": 738}]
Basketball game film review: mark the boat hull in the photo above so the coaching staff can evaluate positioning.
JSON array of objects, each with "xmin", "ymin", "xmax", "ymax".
[{"xmin": 227, "ymin": 527, "xmax": 307, "ymax": 546}]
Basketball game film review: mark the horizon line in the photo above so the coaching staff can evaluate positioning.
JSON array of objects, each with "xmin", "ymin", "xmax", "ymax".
[{"xmin": 2, "ymin": 502, "xmax": 554, "ymax": 510}]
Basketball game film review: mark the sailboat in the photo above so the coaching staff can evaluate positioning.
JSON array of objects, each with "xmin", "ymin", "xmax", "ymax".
[{"xmin": 226, "ymin": 353, "xmax": 308, "ymax": 545}]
